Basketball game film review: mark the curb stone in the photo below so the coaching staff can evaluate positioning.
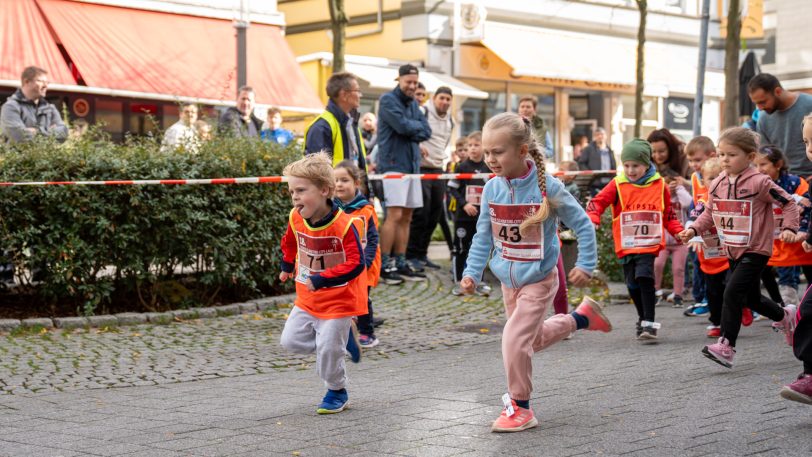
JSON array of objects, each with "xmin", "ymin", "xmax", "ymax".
[
  {"xmin": 21, "ymin": 318, "xmax": 54, "ymax": 328},
  {"xmin": 115, "ymin": 313, "xmax": 148, "ymax": 325},
  {"xmin": 87, "ymin": 315, "xmax": 118, "ymax": 327},
  {"xmin": 214, "ymin": 303, "xmax": 242, "ymax": 317},
  {"xmin": 192, "ymin": 307, "xmax": 217, "ymax": 318},
  {"xmin": 53, "ymin": 317, "xmax": 88, "ymax": 329},
  {"xmin": 238, "ymin": 302, "xmax": 258, "ymax": 314},
  {"xmin": 144, "ymin": 312, "xmax": 174, "ymax": 325},
  {"xmin": 0, "ymin": 319, "xmax": 21, "ymax": 331},
  {"xmin": 171, "ymin": 309, "xmax": 199, "ymax": 320}
]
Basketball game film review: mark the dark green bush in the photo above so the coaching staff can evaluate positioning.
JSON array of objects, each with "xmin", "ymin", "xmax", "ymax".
[{"xmin": 0, "ymin": 131, "xmax": 298, "ymax": 315}]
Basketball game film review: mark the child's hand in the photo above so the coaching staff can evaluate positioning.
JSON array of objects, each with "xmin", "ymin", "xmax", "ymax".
[
  {"xmin": 305, "ymin": 277, "xmax": 316, "ymax": 291},
  {"xmin": 688, "ymin": 241, "xmax": 703, "ymax": 252},
  {"xmin": 800, "ymin": 197, "xmax": 811, "ymax": 208},
  {"xmin": 459, "ymin": 277, "xmax": 476, "ymax": 295},
  {"xmin": 567, "ymin": 268, "xmax": 591, "ymax": 287},
  {"xmin": 279, "ymin": 271, "xmax": 291, "ymax": 282},
  {"xmin": 804, "ymin": 241, "xmax": 812, "ymax": 253},
  {"xmin": 677, "ymin": 228, "xmax": 696, "ymax": 244},
  {"xmin": 668, "ymin": 180, "xmax": 678, "ymax": 194},
  {"xmin": 779, "ymin": 230, "xmax": 797, "ymax": 243},
  {"xmin": 791, "ymin": 232, "xmax": 808, "ymax": 243},
  {"xmin": 463, "ymin": 203, "xmax": 479, "ymax": 217}
]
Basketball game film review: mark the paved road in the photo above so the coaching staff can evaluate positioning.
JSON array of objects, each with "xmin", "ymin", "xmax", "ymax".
[{"xmin": 1, "ymin": 265, "xmax": 810, "ymax": 456}]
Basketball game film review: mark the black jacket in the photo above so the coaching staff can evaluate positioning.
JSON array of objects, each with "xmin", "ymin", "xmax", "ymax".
[
  {"xmin": 218, "ymin": 107, "xmax": 263, "ymax": 138},
  {"xmin": 577, "ymin": 141, "xmax": 615, "ymax": 191},
  {"xmin": 447, "ymin": 159, "xmax": 491, "ymax": 222}
]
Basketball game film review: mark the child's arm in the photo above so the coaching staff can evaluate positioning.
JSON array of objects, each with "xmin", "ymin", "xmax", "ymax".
[
  {"xmin": 585, "ymin": 180, "xmax": 617, "ymax": 225},
  {"xmin": 548, "ymin": 177, "xmax": 596, "ymax": 276},
  {"xmin": 460, "ymin": 185, "xmax": 494, "ymax": 285},
  {"xmin": 675, "ymin": 185, "xmax": 692, "ymax": 210},
  {"xmin": 279, "ymin": 223, "xmax": 298, "ymax": 281},
  {"xmin": 763, "ymin": 178, "xmax": 800, "ymax": 240},
  {"xmin": 309, "ymin": 225, "xmax": 365, "ymax": 290},
  {"xmin": 363, "ymin": 217, "xmax": 379, "ymax": 269}
]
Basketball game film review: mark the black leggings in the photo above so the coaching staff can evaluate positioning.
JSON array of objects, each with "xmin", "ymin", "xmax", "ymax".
[
  {"xmin": 452, "ymin": 219, "xmax": 477, "ymax": 282},
  {"xmin": 705, "ymin": 270, "xmax": 727, "ymax": 327},
  {"xmin": 761, "ymin": 267, "xmax": 784, "ymax": 305},
  {"xmin": 723, "ymin": 254, "xmax": 785, "ymax": 346}
]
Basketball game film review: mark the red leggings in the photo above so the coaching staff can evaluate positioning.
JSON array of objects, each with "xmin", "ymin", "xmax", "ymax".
[{"xmin": 553, "ymin": 255, "xmax": 568, "ymax": 314}]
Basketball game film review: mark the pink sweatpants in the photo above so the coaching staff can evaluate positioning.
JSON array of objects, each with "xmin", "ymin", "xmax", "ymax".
[
  {"xmin": 553, "ymin": 255, "xmax": 568, "ymax": 314},
  {"xmin": 654, "ymin": 244, "xmax": 689, "ymax": 296},
  {"xmin": 501, "ymin": 270, "xmax": 577, "ymax": 401}
]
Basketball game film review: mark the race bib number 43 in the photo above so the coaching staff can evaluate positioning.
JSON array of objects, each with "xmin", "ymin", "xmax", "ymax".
[
  {"xmin": 296, "ymin": 234, "xmax": 346, "ymax": 284},
  {"xmin": 489, "ymin": 203, "xmax": 543, "ymax": 262},
  {"xmin": 620, "ymin": 211, "xmax": 662, "ymax": 249},
  {"xmin": 711, "ymin": 199, "xmax": 752, "ymax": 247}
]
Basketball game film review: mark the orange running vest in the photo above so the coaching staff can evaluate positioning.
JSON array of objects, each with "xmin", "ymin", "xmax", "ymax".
[
  {"xmin": 347, "ymin": 203, "xmax": 382, "ymax": 287},
  {"xmin": 289, "ymin": 209, "xmax": 368, "ymax": 319},
  {"xmin": 611, "ymin": 178, "xmax": 666, "ymax": 257},
  {"xmin": 769, "ymin": 178, "xmax": 812, "ymax": 267}
]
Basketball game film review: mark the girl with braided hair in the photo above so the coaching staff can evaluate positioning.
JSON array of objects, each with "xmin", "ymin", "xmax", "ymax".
[{"xmin": 459, "ymin": 112, "xmax": 612, "ymax": 433}]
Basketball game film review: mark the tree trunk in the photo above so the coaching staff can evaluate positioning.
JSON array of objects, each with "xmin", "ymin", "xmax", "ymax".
[
  {"xmin": 723, "ymin": 0, "xmax": 742, "ymax": 128},
  {"xmin": 328, "ymin": 0, "xmax": 347, "ymax": 74},
  {"xmin": 634, "ymin": 0, "xmax": 647, "ymax": 139}
]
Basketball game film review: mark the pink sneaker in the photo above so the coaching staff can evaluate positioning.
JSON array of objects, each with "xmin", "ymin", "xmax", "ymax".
[
  {"xmin": 702, "ymin": 337, "xmax": 736, "ymax": 368},
  {"xmin": 780, "ymin": 373, "xmax": 812, "ymax": 405},
  {"xmin": 573, "ymin": 297, "xmax": 612, "ymax": 332},
  {"xmin": 491, "ymin": 400, "xmax": 538, "ymax": 433},
  {"xmin": 772, "ymin": 305, "xmax": 798, "ymax": 346}
]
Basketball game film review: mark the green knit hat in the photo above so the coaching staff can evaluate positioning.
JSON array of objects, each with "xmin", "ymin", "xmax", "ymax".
[{"xmin": 620, "ymin": 138, "xmax": 652, "ymax": 167}]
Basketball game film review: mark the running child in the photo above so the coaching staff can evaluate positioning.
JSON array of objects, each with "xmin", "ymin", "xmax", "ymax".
[
  {"xmin": 460, "ymin": 113, "xmax": 611, "ymax": 433},
  {"xmin": 279, "ymin": 153, "xmax": 366, "ymax": 414},
  {"xmin": 587, "ymin": 139, "xmax": 685, "ymax": 340},
  {"xmin": 653, "ymin": 169, "xmax": 692, "ymax": 309},
  {"xmin": 677, "ymin": 127, "xmax": 799, "ymax": 369},
  {"xmin": 334, "ymin": 160, "xmax": 382, "ymax": 348},
  {"xmin": 683, "ymin": 136, "xmax": 716, "ymax": 316},
  {"xmin": 779, "ymin": 113, "xmax": 812, "ymax": 404},
  {"xmin": 449, "ymin": 131, "xmax": 492, "ymax": 296}
]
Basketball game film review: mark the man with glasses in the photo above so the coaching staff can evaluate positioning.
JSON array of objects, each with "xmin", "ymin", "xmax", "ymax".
[{"xmin": 1, "ymin": 66, "xmax": 67, "ymax": 143}]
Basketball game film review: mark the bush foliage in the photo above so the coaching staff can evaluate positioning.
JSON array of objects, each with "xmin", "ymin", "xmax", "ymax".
[{"xmin": 0, "ymin": 131, "xmax": 298, "ymax": 315}]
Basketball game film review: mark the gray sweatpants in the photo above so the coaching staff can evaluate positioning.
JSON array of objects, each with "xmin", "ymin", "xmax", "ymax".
[{"xmin": 280, "ymin": 305, "xmax": 351, "ymax": 390}]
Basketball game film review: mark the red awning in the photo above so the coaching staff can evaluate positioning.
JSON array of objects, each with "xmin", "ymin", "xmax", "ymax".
[
  {"xmin": 35, "ymin": 0, "xmax": 322, "ymax": 110},
  {"xmin": 0, "ymin": 0, "xmax": 75, "ymax": 84}
]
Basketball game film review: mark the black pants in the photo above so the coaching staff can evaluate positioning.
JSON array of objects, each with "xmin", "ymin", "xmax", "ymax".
[
  {"xmin": 406, "ymin": 167, "xmax": 446, "ymax": 259},
  {"xmin": 761, "ymin": 266, "xmax": 784, "ymax": 305},
  {"xmin": 452, "ymin": 220, "xmax": 477, "ymax": 282},
  {"xmin": 357, "ymin": 286, "xmax": 375, "ymax": 337},
  {"xmin": 623, "ymin": 254, "xmax": 656, "ymax": 323},
  {"xmin": 705, "ymin": 270, "xmax": 728, "ymax": 327},
  {"xmin": 796, "ymin": 287, "xmax": 812, "ymax": 374},
  {"xmin": 722, "ymin": 254, "xmax": 785, "ymax": 346}
]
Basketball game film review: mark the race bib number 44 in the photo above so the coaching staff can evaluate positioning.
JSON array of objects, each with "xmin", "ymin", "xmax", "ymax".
[
  {"xmin": 711, "ymin": 199, "xmax": 752, "ymax": 247},
  {"xmin": 295, "ymin": 234, "xmax": 346, "ymax": 284},
  {"xmin": 620, "ymin": 211, "xmax": 662, "ymax": 249},
  {"xmin": 489, "ymin": 203, "xmax": 543, "ymax": 262}
]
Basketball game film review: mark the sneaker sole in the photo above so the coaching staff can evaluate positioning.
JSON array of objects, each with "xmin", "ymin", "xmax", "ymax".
[
  {"xmin": 359, "ymin": 339, "xmax": 379, "ymax": 348},
  {"xmin": 638, "ymin": 332, "xmax": 658, "ymax": 341},
  {"xmin": 582, "ymin": 297, "xmax": 612, "ymax": 332},
  {"xmin": 491, "ymin": 417, "xmax": 538, "ymax": 433},
  {"xmin": 780, "ymin": 387, "xmax": 812, "ymax": 405},
  {"xmin": 399, "ymin": 276, "xmax": 427, "ymax": 282},
  {"xmin": 317, "ymin": 402, "xmax": 349, "ymax": 414},
  {"xmin": 701, "ymin": 346, "xmax": 732, "ymax": 368},
  {"xmin": 383, "ymin": 278, "xmax": 404, "ymax": 285}
]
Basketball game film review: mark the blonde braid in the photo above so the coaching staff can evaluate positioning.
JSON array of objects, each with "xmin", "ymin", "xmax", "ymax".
[{"xmin": 519, "ymin": 142, "xmax": 551, "ymax": 236}]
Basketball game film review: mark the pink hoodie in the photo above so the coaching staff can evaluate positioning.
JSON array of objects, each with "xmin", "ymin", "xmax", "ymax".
[{"xmin": 691, "ymin": 166, "xmax": 799, "ymax": 260}]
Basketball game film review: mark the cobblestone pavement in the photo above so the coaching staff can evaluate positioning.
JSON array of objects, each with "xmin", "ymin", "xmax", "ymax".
[{"xmin": 1, "ymin": 263, "xmax": 811, "ymax": 456}]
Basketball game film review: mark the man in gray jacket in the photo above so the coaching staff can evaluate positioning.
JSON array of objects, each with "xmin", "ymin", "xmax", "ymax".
[{"xmin": 1, "ymin": 66, "xmax": 68, "ymax": 143}]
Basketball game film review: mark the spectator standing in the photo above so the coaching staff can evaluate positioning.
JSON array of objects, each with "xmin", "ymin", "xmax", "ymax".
[
  {"xmin": 304, "ymin": 72, "xmax": 367, "ymax": 173},
  {"xmin": 195, "ymin": 120, "xmax": 212, "ymax": 142},
  {"xmin": 517, "ymin": 96, "xmax": 553, "ymax": 156},
  {"xmin": 261, "ymin": 107, "xmax": 295, "ymax": 146},
  {"xmin": 161, "ymin": 103, "xmax": 199, "ymax": 153},
  {"xmin": 406, "ymin": 87, "xmax": 454, "ymax": 271},
  {"xmin": 749, "ymin": 73, "xmax": 812, "ymax": 177},
  {"xmin": 577, "ymin": 127, "xmax": 616, "ymax": 196},
  {"xmin": 218, "ymin": 86, "xmax": 262, "ymax": 138},
  {"xmin": 1, "ymin": 66, "xmax": 67, "ymax": 143},
  {"xmin": 415, "ymin": 82, "xmax": 428, "ymax": 113},
  {"xmin": 376, "ymin": 64, "xmax": 433, "ymax": 282},
  {"xmin": 360, "ymin": 112, "xmax": 378, "ymax": 153}
]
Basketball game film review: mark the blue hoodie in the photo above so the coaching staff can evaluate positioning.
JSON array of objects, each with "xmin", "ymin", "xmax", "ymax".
[{"xmin": 462, "ymin": 161, "xmax": 597, "ymax": 289}]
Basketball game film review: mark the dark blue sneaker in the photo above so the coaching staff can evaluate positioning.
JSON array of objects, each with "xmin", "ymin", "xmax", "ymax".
[
  {"xmin": 317, "ymin": 389, "xmax": 349, "ymax": 414},
  {"xmin": 346, "ymin": 321, "xmax": 362, "ymax": 363}
]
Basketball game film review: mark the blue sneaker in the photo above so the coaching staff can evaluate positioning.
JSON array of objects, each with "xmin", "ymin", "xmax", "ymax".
[
  {"xmin": 684, "ymin": 303, "xmax": 709, "ymax": 317},
  {"xmin": 346, "ymin": 321, "xmax": 362, "ymax": 363},
  {"xmin": 317, "ymin": 389, "xmax": 349, "ymax": 414}
]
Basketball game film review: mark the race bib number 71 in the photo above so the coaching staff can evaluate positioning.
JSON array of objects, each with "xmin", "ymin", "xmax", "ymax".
[{"xmin": 295, "ymin": 233, "xmax": 346, "ymax": 284}]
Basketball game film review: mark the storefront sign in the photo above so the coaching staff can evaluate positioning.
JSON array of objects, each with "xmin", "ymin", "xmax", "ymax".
[
  {"xmin": 459, "ymin": 3, "xmax": 487, "ymax": 43},
  {"xmin": 664, "ymin": 97, "xmax": 694, "ymax": 130}
]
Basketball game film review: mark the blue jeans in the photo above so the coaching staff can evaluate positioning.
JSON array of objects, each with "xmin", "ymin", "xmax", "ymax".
[{"xmin": 777, "ymin": 266, "xmax": 801, "ymax": 289}]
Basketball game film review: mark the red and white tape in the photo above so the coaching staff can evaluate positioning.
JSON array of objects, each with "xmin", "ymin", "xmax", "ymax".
[{"xmin": 0, "ymin": 170, "xmax": 616, "ymax": 187}]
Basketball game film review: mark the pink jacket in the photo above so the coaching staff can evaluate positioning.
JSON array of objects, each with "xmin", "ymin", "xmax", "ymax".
[{"xmin": 691, "ymin": 166, "xmax": 799, "ymax": 260}]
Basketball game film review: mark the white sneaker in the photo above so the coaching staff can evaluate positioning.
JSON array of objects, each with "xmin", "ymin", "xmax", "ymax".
[
  {"xmin": 655, "ymin": 289, "xmax": 665, "ymax": 299},
  {"xmin": 667, "ymin": 292, "xmax": 675, "ymax": 303}
]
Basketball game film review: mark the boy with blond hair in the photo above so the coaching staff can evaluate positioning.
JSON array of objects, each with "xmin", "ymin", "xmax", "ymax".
[{"xmin": 683, "ymin": 136, "xmax": 716, "ymax": 316}]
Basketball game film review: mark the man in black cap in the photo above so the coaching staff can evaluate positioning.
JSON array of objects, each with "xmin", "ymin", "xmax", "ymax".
[{"xmin": 376, "ymin": 64, "xmax": 432, "ymax": 282}]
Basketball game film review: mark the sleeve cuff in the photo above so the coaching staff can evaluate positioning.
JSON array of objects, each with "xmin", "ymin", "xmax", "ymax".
[
  {"xmin": 281, "ymin": 261, "xmax": 295, "ymax": 273},
  {"xmin": 309, "ymin": 274, "xmax": 326, "ymax": 290}
]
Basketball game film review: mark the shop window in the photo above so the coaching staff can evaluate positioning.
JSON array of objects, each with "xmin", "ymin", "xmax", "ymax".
[
  {"xmin": 460, "ymin": 91, "xmax": 507, "ymax": 136},
  {"xmin": 95, "ymin": 99, "xmax": 123, "ymax": 142},
  {"xmin": 163, "ymin": 105, "xmax": 180, "ymax": 129},
  {"xmin": 128, "ymin": 103, "xmax": 160, "ymax": 137},
  {"xmin": 621, "ymin": 95, "xmax": 658, "ymax": 122}
]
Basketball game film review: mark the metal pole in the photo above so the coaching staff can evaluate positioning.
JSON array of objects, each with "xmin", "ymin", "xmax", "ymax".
[
  {"xmin": 692, "ymin": 0, "xmax": 710, "ymax": 136},
  {"xmin": 235, "ymin": 0, "xmax": 249, "ymax": 94}
]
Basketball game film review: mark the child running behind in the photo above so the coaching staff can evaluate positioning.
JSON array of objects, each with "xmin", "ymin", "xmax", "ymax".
[
  {"xmin": 678, "ymin": 127, "xmax": 799, "ymax": 369},
  {"xmin": 279, "ymin": 154, "xmax": 366, "ymax": 414},
  {"xmin": 683, "ymin": 136, "xmax": 716, "ymax": 316},
  {"xmin": 334, "ymin": 160, "xmax": 382, "ymax": 348},
  {"xmin": 460, "ymin": 113, "xmax": 612, "ymax": 433},
  {"xmin": 587, "ymin": 139, "xmax": 685, "ymax": 340}
]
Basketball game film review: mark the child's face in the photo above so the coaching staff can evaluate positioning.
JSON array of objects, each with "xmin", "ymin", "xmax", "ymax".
[
  {"xmin": 455, "ymin": 145, "xmax": 468, "ymax": 162},
  {"xmin": 702, "ymin": 170, "xmax": 720, "ymax": 188},
  {"xmin": 650, "ymin": 141, "xmax": 669, "ymax": 166},
  {"xmin": 717, "ymin": 141, "xmax": 755, "ymax": 176},
  {"xmin": 288, "ymin": 176, "xmax": 330, "ymax": 219},
  {"xmin": 754, "ymin": 154, "xmax": 781, "ymax": 181},
  {"xmin": 483, "ymin": 127, "xmax": 528, "ymax": 177},
  {"xmin": 467, "ymin": 139, "xmax": 483, "ymax": 162},
  {"xmin": 623, "ymin": 160, "xmax": 648, "ymax": 181},
  {"xmin": 687, "ymin": 150, "xmax": 710, "ymax": 173},
  {"xmin": 804, "ymin": 122, "xmax": 812, "ymax": 162},
  {"xmin": 333, "ymin": 168, "xmax": 357, "ymax": 203}
]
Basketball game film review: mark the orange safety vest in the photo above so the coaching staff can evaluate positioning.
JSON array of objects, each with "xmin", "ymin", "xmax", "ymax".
[
  {"xmin": 769, "ymin": 178, "xmax": 812, "ymax": 267},
  {"xmin": 289, "ymin": 209, "xmax": 368, "ymax": 319},
  {"xmin": 692, "ymin": 172, "xmax": 729, "ymax": 274},
  {"xmin": 346, "ymin": 203, "xmax": 382, "ymax": 287},
  {"xmin": 611, "ymin": 178, "xmax": 667, "ymax": 257}
]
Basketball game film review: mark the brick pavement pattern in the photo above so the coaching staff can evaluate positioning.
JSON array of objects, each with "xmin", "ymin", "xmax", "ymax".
[{"xmin": 1, "ymin": 266, "xmax": 811, "ymax": 456}]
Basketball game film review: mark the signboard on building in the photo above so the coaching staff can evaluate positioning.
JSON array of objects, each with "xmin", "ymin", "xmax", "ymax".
[
  {"xmin": 664, "ymin": 97, "xmax": 694, "ymax": 130},
  {"xmin": 719, "ymin": 0, "xmax": 764, "ymax": 39},
  {"xmin": 459, "ymin": 2, "xmax": 487, "ymax": 43}
]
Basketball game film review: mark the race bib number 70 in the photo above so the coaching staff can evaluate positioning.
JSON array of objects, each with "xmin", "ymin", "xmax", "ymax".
[
  {"xmin": 489, "ymin": 203, "xmax": 543, "ymax": 262},
  {"xmin": 619, "ymin": 211, "xmax": 662, "ymax": 249}
]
